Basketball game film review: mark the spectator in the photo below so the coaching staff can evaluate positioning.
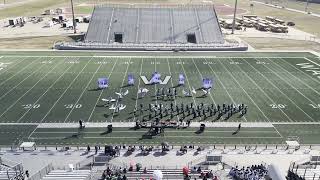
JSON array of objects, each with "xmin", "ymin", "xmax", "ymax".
[{"xmin": 25, "ymin": 170, "xmax": 29, "ymax": 178}]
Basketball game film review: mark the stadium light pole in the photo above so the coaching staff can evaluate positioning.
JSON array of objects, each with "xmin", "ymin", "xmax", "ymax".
[
  {"xmin": 231, "ymin": 0, "xmax": 238, "ymax": 34},
  {"xmin": 70, "ymin": 0, "xmax": 76, "ymax": 34}
]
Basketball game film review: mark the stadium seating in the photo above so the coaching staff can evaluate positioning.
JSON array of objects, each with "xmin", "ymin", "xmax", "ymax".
[
  {"xmin": 40, "ymin": 169, "xmax": 91, "ymax": 180},
  {"xmin": 85, "ymin": 5, "xmax": 224, "ymax": 45}
]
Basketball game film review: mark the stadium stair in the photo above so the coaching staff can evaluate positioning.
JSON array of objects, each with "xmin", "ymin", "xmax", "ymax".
[
  {"xmin": 124, "ymin": 168, "xmax": 211, "ymax": 180},
  {"xmin": 41, "ymin": 169, "xmax": 91, "ymax": 180}
]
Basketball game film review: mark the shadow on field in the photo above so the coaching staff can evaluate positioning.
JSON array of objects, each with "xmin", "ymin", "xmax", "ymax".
[{"xmin": 88, "ymin": 88, "xmax": 102, "ymax": 91}]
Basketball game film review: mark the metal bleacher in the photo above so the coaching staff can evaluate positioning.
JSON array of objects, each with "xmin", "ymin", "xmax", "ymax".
[
  {"xmin": 84, "ymin": 5, "xmax": 224, "ymax": 45},
  {"xmin": 0, "ymin": 159, "xmax": 24, "ymax": 180},
  {"xmin": 56, "ymin": 4, "xmax": 249, "ymax": 50},
  {"xmin": 41, "ymin": 169, "xmax": 91, "ymax": 180}
]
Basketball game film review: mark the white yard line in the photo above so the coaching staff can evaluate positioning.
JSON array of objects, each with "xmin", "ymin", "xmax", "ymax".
[
  {"xmin": 39, "ymin": 57, "xmax": 93, "ymax": 123},
  {"xmin": 266, "ymin": 57, "xmax": 320, "ymax": 96},
  {"xmin": 216, "ymin": 58, "xmax": 272, "ymax": 123},
  {"xmin": 218, "ymin": 58, "xmax": 282, "ymax": 136},
  {"xmin": 109, "ymin": 58, "xmax": 131, "ymax": 123},
  {"xmin": 63, "ymin": 61, "xmax": 102, "ymax": 123},
  {"xmin": 191, "ymin": 58, "xmax": 217, "ymax": 107},
  {"xmin": 277, "ymin": 57, "xmax": 320, "ymax": 84},
  {"xmin": 261, "ymin": 58, "xmax": 318, "ymax": 109},
  {"xmin": 236, "ymin": 58, "xmax": 293, "ymax": 122},
  {"xmin": 245, "ymin": 58, "xmax": 315, "ymax": 122},
  {"xmin": 0, "ymin": 123, "xmax": 39, "ymax": 125},
  {"xmin": 133, "ymin": 58, "xmax": 144, "ymax": 122},
  {"xmin": 0, "ymin": 58, "xmax": 59, "ymax": 119},
  {"xmin": 5, "ymin": 121, "xmax": 320, "ymax": 129},
  {"xmin": 29, "ymin": 136, "xmax": 283, "ymax": 140},
  {"xmin": 178, "ymin": 58, "xmax": 197, "ymax": 106},
  {"xmin": 305, "ymin": 57, "xmax": 320, "ymax": 67},
  {"xmin": 0, "ymin": 57, "xmax": 40, "ymax": 87},
  {"xmin": 166, "ymin": 58, "xmax": 179, "ymax": 121},
  {"xmin": 0, "ymin": 58, "xmax": 27, "ymax": 75},
  {"xmin": 0, "ymin": 56, "xmax": 29, "ymax": 76},
  {"xmin": 33, "ymin": 130, "xmax": 279, "ymax": 134},
  {"xmin": 0, "ymin": 57, "xmax": 47, "ymax": 101},
  {"xmin": 17, "ymin": 58, "xmax": 71, "ymax": 123},
  {"xmin": 87, "ymin": 57, "xmax": 118, "ymax": 123},
  {"xmin": 2, "ymin": 55, "xmax": 310, "ymax": 58},
  {"xmin": 154, "ymin": 58, "xmax": 158, "ymax": 105}
]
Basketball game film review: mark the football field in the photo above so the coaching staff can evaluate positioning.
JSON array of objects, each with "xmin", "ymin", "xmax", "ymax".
[{"xmin": 0, "ymin": 51, "xmax": 319, "ymax": 146}]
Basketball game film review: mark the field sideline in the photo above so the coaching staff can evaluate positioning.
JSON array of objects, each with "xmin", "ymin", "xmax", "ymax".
[{"xmin": 0, "ymin": 52, "xmax": 319, "ymax": 146}]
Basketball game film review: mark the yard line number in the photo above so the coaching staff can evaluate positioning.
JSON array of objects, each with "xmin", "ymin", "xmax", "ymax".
[
  {"xmin": 22, "ymin": 104, "xmax": 40, "ymax": 109},
  {"xmin": 203, "ymin": 62, "xmax": 215, "ymax": 65},
  {"xmin": 0, "ymin": 62, "xmax": 11, "ymax": 71},
  {"xmin": 309, "ymin": 104, "xmax": 320, "ymax": 109},
  {"xmin": 65, "ymin": 60, "xmax": 80, "ymax": 64},
  {"xmin": 96, "ymin": 61, "xmax": 109, "ymax": 64},
  {"xmin": 256, "ymin": 61, "xmax": 269, "ymax": 65},
  {"xmin": 41, "ymin": 61, "xmax": 52, "ymax": 64},
  {"xmin": 151, "ymin": 62, "xmax": 160, "ymax": 65},
  {"xmin": 64, "ymin": 104, "xmax": 82, "ymax": 109},
  {"xmin": 270, "ymin": 104, "xmax": 287, "ymax": 109},
  {"xmin": 229, "ymin": 61, "xmax": 241, "ymax": 65}
]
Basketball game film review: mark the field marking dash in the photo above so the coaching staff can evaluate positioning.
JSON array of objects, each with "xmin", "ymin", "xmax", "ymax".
[
  {"xmin": 179, "ymin": 57, "xmax": 197, "ymax": 106},
  {"xmin": 277, "ymin": 57, "xmax": 320, "ymax": 84},
  {"xmin": 192, "ymin": 58, "xmax": 217, "ymax": 107},
  {"xmin": 304, "ymin": 57, "xmax": 320, "ymax": 67},
  {"xmin": 0, "ymin": 58, "xmax": 53, "ymax": 119},
  {"xmin": 267, "ymin": 57, "xmax": 320, "ymax": 97},
  {"xmin": 38, "ymin": 57, "xmax": 93, "ymax": 124},
  {"xmin": 0, "ymin": 57, "xmax": 40, "ymax": 93},
  {"xmin": 86, "ymin": 58, "xmax": 118, "ymax": 122},
  {"xmin": 166, "ymin": 58, "xmax": 180, "ymax": 121},
  {"xmin": 29, "ymin": 136, "xmax": 283, "ymax": 140},
  {"xmin": 63, "ymin": 57, "xmax": 101, "ymax": 122},
  {"xmin": 237, "ymin": 58, "xmax": 293, "ymax": 122},
  {"xmin": 133, "ymin": 58, "xmax": 144, "ymax": 122},
  {"xmin": 249, "ymin": 58, "xmax": 315, "ymax": 122},
  {"xmin": 17, "ymin": 57, "xmax": 70, "ymax": 123},
  {"xmin": 109, "ymin": 58, "xmax": 131, "ymax": 123},
  {"xmin": 218, "ymin": 58, "xmax": 272, "ymax": 124},
  {"xmin": 261, "ymin": 58, "xmax": 318, "ymax": 119}
]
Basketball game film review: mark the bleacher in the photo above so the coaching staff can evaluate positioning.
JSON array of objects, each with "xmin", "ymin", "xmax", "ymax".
[
  {"xmin": 98, "ymin": 165, "xmax": 225, "ymax": 180},
  {"xmin": 85, "ymin": 5, "xmax": 224, "ymax": 44},
  {"xmin": 41, "ymin": 169, "xmax": 91, "ymax": 180},
  {"xmin": 293, "ymin": 168, "xmax": 320, "ymax": 180},
  {"xmin": 0, "ymin": 158, "xmax": 24, "ymax": 180}
]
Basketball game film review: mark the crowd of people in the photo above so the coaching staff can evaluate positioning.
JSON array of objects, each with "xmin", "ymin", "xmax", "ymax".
[
  {"xmin": 228, "ymin": 164, "xmax": 268, "ymax": 180},
  {"xmin": 101, "ymin": 166, "xmax": 128, "ymax": 180}
]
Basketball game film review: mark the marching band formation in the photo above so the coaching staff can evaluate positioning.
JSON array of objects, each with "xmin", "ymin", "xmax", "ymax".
[{"xmin": 96, "ymin": 72, "xmax": 247, "ymax": 129}]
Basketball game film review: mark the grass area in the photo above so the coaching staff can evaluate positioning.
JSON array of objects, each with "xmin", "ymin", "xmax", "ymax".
[
  {"xmin": 0, "ymin": 52, "xmax": 319, "ymax": 145},
  {"xmin": 0, "ymin": 125, "xmax": 37, "ymax": 146},
  {"xmin": 28, "ymin": 127, "xmax": 282, "ymax": 146},
  {"xmin": 75, "ymin": 6, "xmax": 94, "ymax": 14},
  {"xmin": 215, "ymin": 0, "xmax": 320, "ymax": 37},
  {"xmin": 241, "ymin": 37, "xmax": 320, "ymax": 52},
  {"xmin": 0, "ymin": 0, "xmax": 69, "ymax": 19},
  {"xmin": 0, "ymin": 35, "xmax": 81, "ymax": 49},
  {"xmin": 256, "ymin": 0, "xmax": 320, "ymax": 14}
]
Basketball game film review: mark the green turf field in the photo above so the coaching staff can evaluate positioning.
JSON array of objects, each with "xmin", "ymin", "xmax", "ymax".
[{"xmin": 0, "ymin": 52, "xmax": 319, "ymax": 146}]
